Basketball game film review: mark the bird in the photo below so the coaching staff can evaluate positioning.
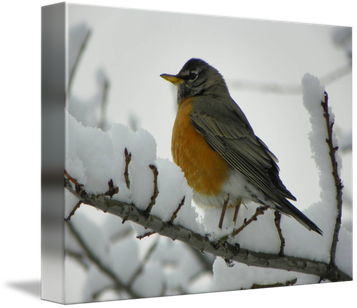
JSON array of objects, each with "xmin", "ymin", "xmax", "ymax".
[{"xmin": 160, "ymin": 58, "xmax": 322, "ymax": 235}]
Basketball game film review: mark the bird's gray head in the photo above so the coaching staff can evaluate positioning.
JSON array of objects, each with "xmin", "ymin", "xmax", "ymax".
[{"xmin": 161, "ymin": 58, "xmax": 228, "ymax": 103}]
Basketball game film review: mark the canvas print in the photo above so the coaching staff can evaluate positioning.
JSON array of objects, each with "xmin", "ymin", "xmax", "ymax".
[{"xmin": 42, "ymin": 2, "xmax": 352, "ymax": 304}]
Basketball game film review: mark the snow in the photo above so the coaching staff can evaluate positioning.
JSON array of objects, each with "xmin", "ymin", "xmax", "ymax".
[
  {"xmin": 65, "ymin": 111, "xmax": 113, "ymax": 194},
  {"xmin": 196, "ymin": 203, "xmax": 282, "ymax": 254},
  {"xmin": 149, "ymin": 237, "xmax": 206, "ymax": 293},
  {"xmin": 83, "ymin": 265, "xmax": 112, "ymax": 302},
  {"xmin": 285, "ymin": 73, "xmax": 351, "ymax": 271},
  {"xmin": 65, "ymin": 109, "xmax": 159, "ymax": 209},
  {"xmin": 151, "ymin": 158, "xmax": 188, "ymax": 222},
  {"xmin": 108, "ymin": 122, "xmax": 158, "ymax": 209},
  {"xmin": 65, "ymin": 108, "xmax": 203, "ymax": 234},
  {"xmin": 335, "ymin": 227, "xmax": 353, "ymax": 276},
  {"xmin": 65, "ymin": 107, "xmax": 213, "ymax": 297},
  {"xmin": 131, "ymin": 263, "xmax": 164, "ymax": 297},
  {"xmin": 67, "ymin": 209, "xmax": 111, "ymax": 268},
  {"xmin": 110, "ymin": 237, "xmax": 140, "ymax": 284},
  {"xmin": 68, "ymin": 69, "xmax": 109, "ymax": 128}
]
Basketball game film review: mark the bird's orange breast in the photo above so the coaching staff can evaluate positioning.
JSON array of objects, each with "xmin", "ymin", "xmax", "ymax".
[{"xmin": 172, "ymin": 98, "xmax": 229, "ymax": 196}]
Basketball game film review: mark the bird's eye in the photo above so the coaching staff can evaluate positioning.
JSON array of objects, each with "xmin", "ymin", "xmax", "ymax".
[{"xmin": 187, "ymin": 72, "xmax": 198, "ymax": 82}]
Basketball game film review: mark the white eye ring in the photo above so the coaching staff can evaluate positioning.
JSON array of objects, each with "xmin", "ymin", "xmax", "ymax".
[{"xmin": 187, "ymin": 71, "xmax": 198, "ymax": 82}]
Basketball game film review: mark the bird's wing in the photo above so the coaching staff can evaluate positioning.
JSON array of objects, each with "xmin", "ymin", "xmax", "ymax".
[{"xmin": 190, "ymin": 96, "xmax": 296, "ymax": 202}]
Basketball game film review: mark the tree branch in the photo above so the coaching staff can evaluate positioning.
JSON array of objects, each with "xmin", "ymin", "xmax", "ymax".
[
  {"xmin": 231, "ymin": 64, "xmax": 351, "ymax": 94},
  {"xmin": 99, "ymin": 79, "xmax": 110, "ymax": 130},
  {"xmin": 251, "ymin": 278, "xmax": 297, "ymax": 289},
  {"xmin": 64, "ymin": 176, "xmax": 351, "ymax": 282},
  {"xmin": 66, "ymin": 29, "xmax": 91, "ymax": 99},
  {"xmin": 146, "ymin": 165, "xmax": 159, "ymax": 212},
  {"xmin": 274, "ymin": 211, "xmax": 285, "ymax": 256},
  {"xmin": 65, "ymin": 200, "xmax": 83, "ymax": 221},
  {"xmin": 321, "ymin": 92, "xmax": 344, "ymax": 267},
  {"xmin": 124, "ymin": 148, "xmax": 132, "ymax": 189}
]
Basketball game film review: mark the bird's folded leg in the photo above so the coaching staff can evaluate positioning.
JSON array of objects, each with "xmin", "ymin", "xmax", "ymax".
[
  {"xmin": 233, "ymin": 198, "xmax": 241, "ymax": 225},
  {"xmin": 218, "ymin": 194, "xmax": 230, "ymax": 229}
]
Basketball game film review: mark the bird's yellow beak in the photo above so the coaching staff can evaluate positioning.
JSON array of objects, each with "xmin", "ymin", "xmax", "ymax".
[{"xmin": 160, "ymin": 74, "xmax": 184, "ymax": 85}]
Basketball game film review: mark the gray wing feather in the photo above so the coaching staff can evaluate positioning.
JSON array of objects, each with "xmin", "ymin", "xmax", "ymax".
[
  {"xmin": 189, "ymin": 96, "xmax": 324, "ymax": 234},
  {"xmin": 190, "ymin": 97, "xmax": 296, "ymax": 202}
]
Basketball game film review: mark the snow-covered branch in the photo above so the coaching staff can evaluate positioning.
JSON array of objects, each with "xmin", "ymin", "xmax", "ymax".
[
  {"xmin": 64, "ymin": 173, "xmax": 351, "ymax": 282},
  {"xmin": 301, "ymin": 74, "xmax": 344, "ymax": 268},
  {"xmin": 320, "ymin": 92, "xmax": 343, "ymax": 267}
]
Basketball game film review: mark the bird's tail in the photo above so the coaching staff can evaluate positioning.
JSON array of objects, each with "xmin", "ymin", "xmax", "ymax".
[{"xmin": 276, "ymin": 199, "xmax": 323, "ymax": 235}]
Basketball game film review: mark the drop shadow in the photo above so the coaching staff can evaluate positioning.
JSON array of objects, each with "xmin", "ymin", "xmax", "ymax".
[{"xmin": 6, "ymin": 280, "xmax": 40, "ymax": 298}]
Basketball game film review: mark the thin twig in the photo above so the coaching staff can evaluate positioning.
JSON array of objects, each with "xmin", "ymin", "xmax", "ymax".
[
  {"xmin": 231, "ymin": 64, "xmax": 351, "ymax": 95},
  {"xmin": 231, "ymin": 206, "xmax": 269, "ymax": 237},
  {"xmin": 124, "ymin": 149, "xmax": 132, "ymax": 188},
  {"xmin": 124, "ymin": 148, "xmax": 132, "ymax": 189},
  {"xmin": 65, "ymin": 200, "xmax": 83, "ymax": 221},
  {"xmin": 146, "ymin": 165, "xmax": 159, "ymax": 212},
  {"xmin": 66, "ymin": 30, "xmax": 91, "ymax": 99},
  {"xmin": 104, "ymin": 179, "xmax": 119, "ymax": 198},
  {"xmin": 321, "ymin": 92, "xmax": 344, "ymax": 267},
  {"xmin": 137, "ymin": 231, "xmax": 157, "ymax": 239},
  {"xmin": 139, "ymin": 195, "xmax": 186, "ymax": 238},
  {"xmin": 99, "ymin": 79, "xmax": 110, "ymax": 130},
  {"xmin": 251, "ymin": 278, "xmax": 297, "ymax": 289},
  {"xmin": 170, "ymin": 196, "xmax": 186, "ymax": 224},
  {"xmin": 274, "ymin": 211, "xmax": 285, "ymax": 256},
  {"xmin": 65, "ymin": 250, "xmax": 90, "ymax": 270},
  {"xmin": 64, "ymin": 169, "xmax": 84, "ymax": 194}
]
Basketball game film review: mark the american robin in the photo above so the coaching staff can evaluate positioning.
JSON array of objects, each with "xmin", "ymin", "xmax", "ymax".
[{"xmin": 161, "ymin": 58, "xmax": 322, "ymax": 235}]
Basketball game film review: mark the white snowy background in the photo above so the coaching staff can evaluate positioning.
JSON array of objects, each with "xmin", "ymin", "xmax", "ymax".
[{"xmin": 63, "ymin": 3, "xmax": 352, "ymax": 304}]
